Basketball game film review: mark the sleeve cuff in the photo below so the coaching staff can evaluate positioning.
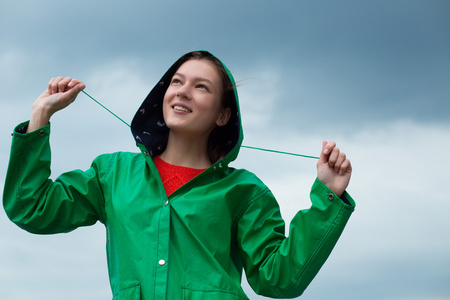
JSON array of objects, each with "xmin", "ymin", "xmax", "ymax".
[
  {"xmin": 13, "ymin": 121, "xmax": 50, "ymax": 137},
  {"xmin": 314, "ymin": 177, "xmax": 356, "ymax": 209}
]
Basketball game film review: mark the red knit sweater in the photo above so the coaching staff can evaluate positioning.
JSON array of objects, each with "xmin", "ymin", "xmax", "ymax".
[{"xmin": 153, "ymin": 156, "xmax": 206, "ymax": 196}]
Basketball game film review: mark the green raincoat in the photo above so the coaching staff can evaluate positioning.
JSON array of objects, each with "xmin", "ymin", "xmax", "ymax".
[{"xmin": 3, "ymin": 51, "xmax": 355, "ymax": 299}]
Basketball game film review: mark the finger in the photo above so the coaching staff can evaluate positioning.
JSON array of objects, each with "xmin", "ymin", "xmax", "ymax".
[
  {"xmin": 323, "ymin": 141, "xmax": 336, "ymax": 155},
  {"xmin": 50, "ymin": 76, "xmax": 64, "ymax": 95},
  {"xmin": 48, "ymin": 77, "xmax": 57, "ymax": 94},
  {"xmin": 58, "ymin": 77, "xmax": 72, "ymax": 93},
  {"xmin": 67, "ymin": 78, "xmax": 82, "ymax": 89},
  {"xmin": 339, "ymin": 158, "xmax": 352, "ymax": 175},
  {"xmin": 328, "ymin": 146, "xmax": 340, "ymax": 168},
  {"xmin": 334, "ymin": 152, "xmax": 346, "ymax": 173}
]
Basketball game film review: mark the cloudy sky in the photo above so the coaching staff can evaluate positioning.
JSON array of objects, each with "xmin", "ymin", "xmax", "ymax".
[{"xmin": 1, "ymin": 0, "xmax": 449, "ymax": 299}]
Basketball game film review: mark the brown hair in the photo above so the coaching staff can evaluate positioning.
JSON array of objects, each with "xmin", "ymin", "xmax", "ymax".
[{"xmin": 173, "ymin": 51, "xmax": 236, "ymax": 164}]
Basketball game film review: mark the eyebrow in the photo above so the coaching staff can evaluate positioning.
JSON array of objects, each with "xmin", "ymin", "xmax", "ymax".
[{"xmin": 173, "ymin": 72, "xmax": 215, "ymax": 88}]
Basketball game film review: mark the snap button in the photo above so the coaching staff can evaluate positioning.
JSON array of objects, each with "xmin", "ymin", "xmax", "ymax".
[
  {"xmin": 158, "ymin": 259, "xmax": 166, "ymax": 266},
  {"xmin": 39, "ymin": 130, "xmax": 45, "ymax": 136},
  {"xmin": 164, "ymin": 200, "xmax": 169, "ymax": 206},
  {"xmin": 328, "ymin": 193, "xmax": 334, "ymax": 200}
]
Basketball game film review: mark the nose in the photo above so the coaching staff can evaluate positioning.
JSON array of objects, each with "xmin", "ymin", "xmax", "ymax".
[{"xmin": 176, "ymin": 84, "xmax": 191, "ymax": 100}]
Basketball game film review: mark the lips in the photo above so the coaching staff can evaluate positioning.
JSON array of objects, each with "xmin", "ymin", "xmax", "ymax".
[{"xmin": 173, "ymin": 105, "xmax": 192, "ymax": 113}]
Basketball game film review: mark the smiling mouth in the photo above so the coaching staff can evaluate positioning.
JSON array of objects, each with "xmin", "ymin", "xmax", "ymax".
[{"xmin": 173, "ymin": 105, "xmax": 192, "ymax": 113}]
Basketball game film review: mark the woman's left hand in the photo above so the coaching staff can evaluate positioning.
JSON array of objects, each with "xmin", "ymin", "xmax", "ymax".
[{"xmin": 317, "ymin": 141, "xmax": 352, "ymax": 198}]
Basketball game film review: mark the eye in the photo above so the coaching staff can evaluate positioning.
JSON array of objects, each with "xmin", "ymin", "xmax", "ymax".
[
  {"xmin": 197, "ymin": 84, "xmax": 209, "ymax": 92},
  {"xmin": 171, "ymin": 78, "xmax": 182, "ymax": 85}
]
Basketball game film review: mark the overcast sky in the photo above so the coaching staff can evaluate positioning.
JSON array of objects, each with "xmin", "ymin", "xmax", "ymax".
[{"xmin": 1, "ymin": 1, "xmax": 450, "ymax": 299}]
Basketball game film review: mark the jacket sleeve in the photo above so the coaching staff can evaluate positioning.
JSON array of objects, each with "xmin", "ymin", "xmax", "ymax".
[
  {"xmin": 237, "ymin": 177, "xmax": 355, "ymax": 298},
  {"xmin": 3, "ymin": 121, "xmax": 107, "ymax": 234}
]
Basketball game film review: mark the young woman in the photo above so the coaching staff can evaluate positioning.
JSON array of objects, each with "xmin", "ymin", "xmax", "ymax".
[{"xmin": 4, "ymin": 51, "xmax": 355, "ymax": 299}]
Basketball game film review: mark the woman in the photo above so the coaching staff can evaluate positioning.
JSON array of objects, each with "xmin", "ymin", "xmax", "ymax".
[{"xmin": 4, "ymin": 51, "xmax": 355, "ymax": 299}]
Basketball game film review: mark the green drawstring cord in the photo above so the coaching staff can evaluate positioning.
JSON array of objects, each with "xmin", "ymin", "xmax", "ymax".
[
  {"xmin": 82, "ymin": 90, "xmax": 319, "ymax": 160},
  {"xmin": 82, "ymin": 90, "xmax": 131, "ymax": 128},
  {"xmin": 240, "ymin": 146, "xmax": 319, "ymax": 159}
]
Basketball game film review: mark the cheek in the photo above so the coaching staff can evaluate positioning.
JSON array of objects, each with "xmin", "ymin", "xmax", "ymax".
[
  {"xmin": 200, "ymin": 94, "xmax": 222, "ymax": 110},
  {"xmin": 162, "ymin": 92, "xmax": 172, "ymax": 118},
  {"xmin": 163, "ymin": 88, "xmax": 172, "ymax": 104}
]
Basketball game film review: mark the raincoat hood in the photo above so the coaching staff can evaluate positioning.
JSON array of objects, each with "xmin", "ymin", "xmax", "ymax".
[{"xmin": 131, "ymin": 51, "xmax": 243, "ymax": 167}]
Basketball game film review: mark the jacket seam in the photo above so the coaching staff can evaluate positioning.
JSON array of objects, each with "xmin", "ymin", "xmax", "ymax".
[
  {"xmin": 16, "ymin": 135, "xmax": 26, "ymax": 218},
  {"xmin": 275, "ymin": 204, "xmax": 346, "ymax": 297},
  {"xmin": 181, "ymin": 286, "xmax": 248, "ymax": 299},
  {"xmin": 105, "ymin": 152, "xmax": 117, "ymax": 178},
  {"xmin": 113, "ymin": 281, "xmax": 141, "ymax": 297},
  {"xmin": 232, "ymin": 188, "xmax": 272, "ymax": 226},
  {"xmin": 96, "ymin": 153, "xmax": 113, "ymax": 224}
]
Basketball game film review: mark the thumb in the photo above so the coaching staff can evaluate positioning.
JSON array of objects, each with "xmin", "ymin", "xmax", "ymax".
[
  {"xmin": 318, "ymin": 140, "xmax": 329, "ymax": 164},
  {"xmin": 72, "ymin": 83, "xmax": 85, "ymax": 94},
  {"xmin": 65, "ymin": 83, "xmax": 85, "ymax": 100}
]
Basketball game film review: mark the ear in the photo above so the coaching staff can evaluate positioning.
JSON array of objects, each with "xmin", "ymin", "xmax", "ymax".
[{"xmin": 216, "ymin": 107, "xmax": 231, "ymax": 127}]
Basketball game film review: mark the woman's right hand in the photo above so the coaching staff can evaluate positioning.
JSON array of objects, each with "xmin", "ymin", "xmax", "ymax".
[{"xmin": 27, "ymin": 77, "xmax": 85, "ymax": 132}]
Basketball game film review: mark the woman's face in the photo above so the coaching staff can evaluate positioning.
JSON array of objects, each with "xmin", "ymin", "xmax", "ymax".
[{"xmin": 163, "ymin": 59, "xmax": 230, "ymax": 138}]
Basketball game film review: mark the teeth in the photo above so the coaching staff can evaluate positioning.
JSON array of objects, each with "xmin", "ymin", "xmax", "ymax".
[{"xmin": 173, "ymin": 105, "xmax": 191, "ymax": 113}]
